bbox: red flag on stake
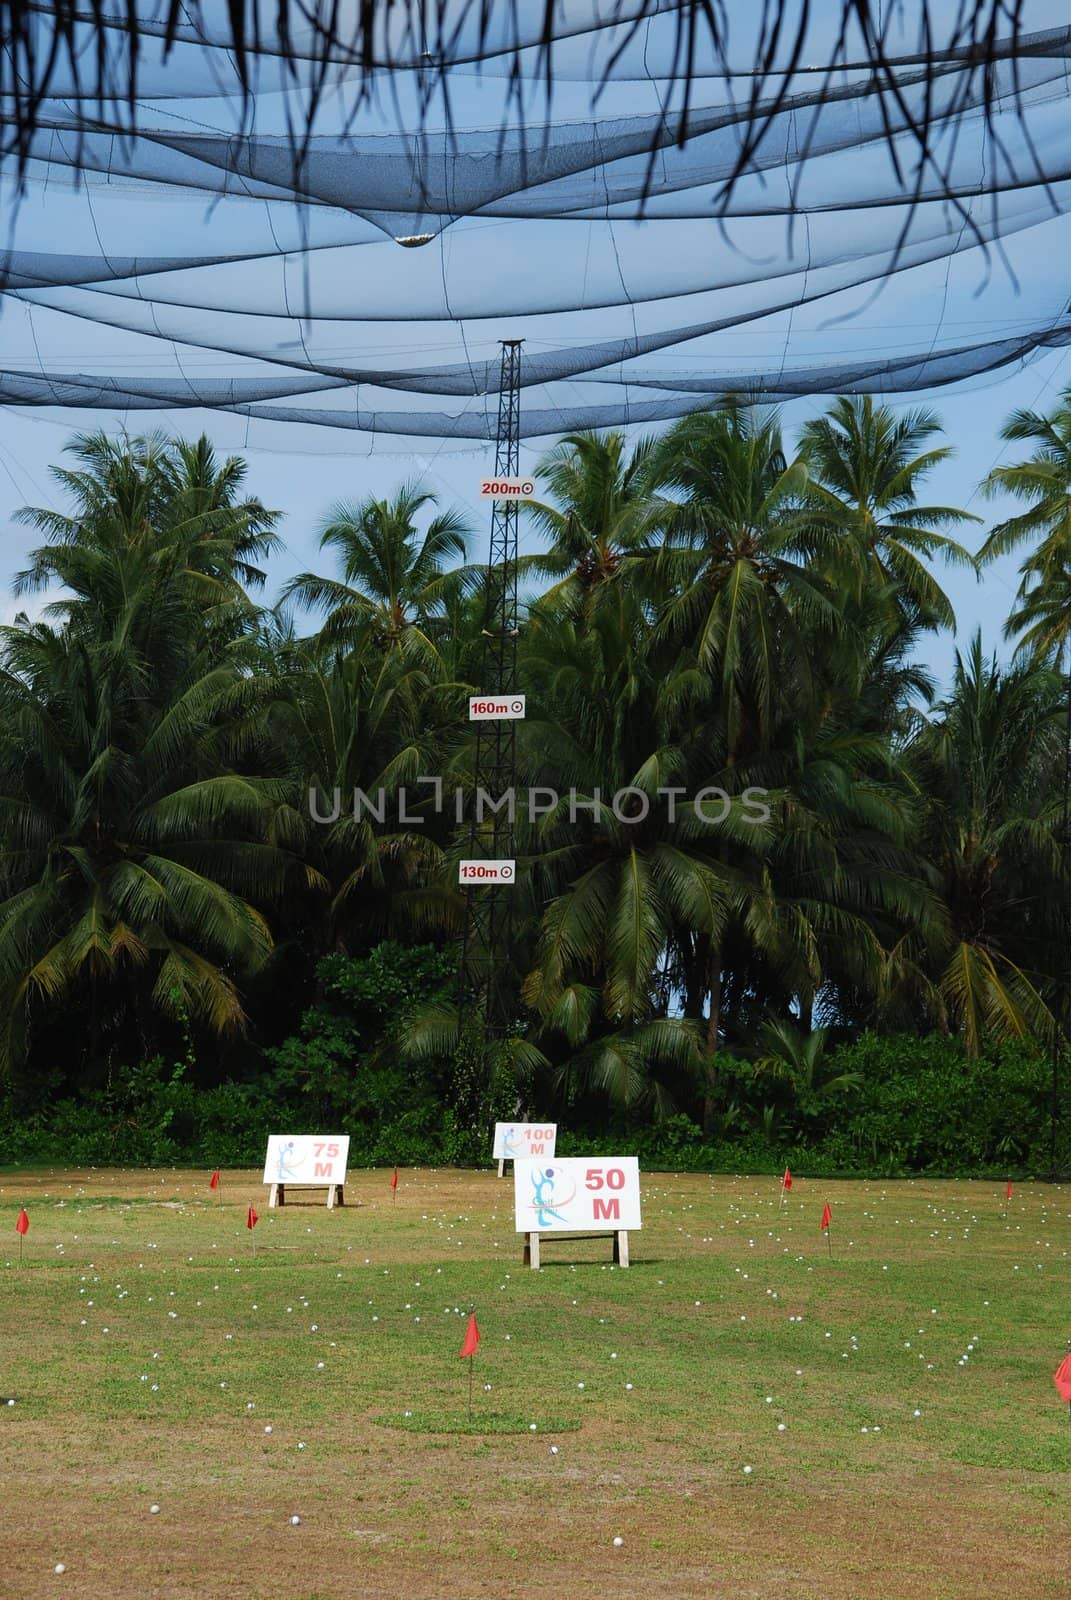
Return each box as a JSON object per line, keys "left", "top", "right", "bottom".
{"left": 390, "top": 1167, "right": 398, "bottom": 1199}
{"left": 459, "top": 1314, "right": 480, "bottom": 1359}
{"left": 15, "top": 1206, "right": 28, "bottom": 1265}
{"left": 209, "top": 1169, "right": 220, "bottom": 1190}
{"left": 459, "top": 1311, "right": 480, "bottom": 1418}
{"left": 1054, "top": 1353, "right": 1071, "bottom": 1405}
{"left": 1006, "top": 1179, "right": 1013, "bottom": 1201}
{"left": 820, "top": 1202, "right": 832, "bottom": 1230}
{"left": 779, "top": 1167, "right": 792, "bottom": 1208}
{"left": 247, "top": 1204, "right": 258, "bottom": 1230}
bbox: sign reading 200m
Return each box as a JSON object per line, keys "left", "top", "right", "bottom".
{"left": 512, "top": 1156, "right": 642, "bottom": 1232}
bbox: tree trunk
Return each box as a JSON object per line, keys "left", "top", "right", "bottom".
{"left": 702, "top": 944, "right": 722, "bottom": 1135}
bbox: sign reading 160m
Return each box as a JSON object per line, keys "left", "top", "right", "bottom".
{"left": 513, "top": 1155, "right": 642, "bottom": 1232}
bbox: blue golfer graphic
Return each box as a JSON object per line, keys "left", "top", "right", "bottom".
{"left": 503, "top": 1126, "right": 521, "bottom": 1159}
{"left": 274, "top": 1139, "right": 302, "bottom": 1181}
{"left": 530, "top": 1166, "right": 575, "bottom": 1227}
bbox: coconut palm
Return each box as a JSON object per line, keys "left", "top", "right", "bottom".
{"left": 650, "top": 400, "right": 835, "bottom": 757}
{"left": 905, "top": 635, "right": 1065, "bottom": 1053}
{"left": 14, "top": 429, "right": 280, "bottom": 618}
{"left": 282, "top": 483, "right": 475, "bottom": 657}
{"left": 522, "top": 430, "right": 663, "bottom": 610}
{"left": 0, "top": 437, "right": 301, "bottom": 1072}
{"left": 979, "top": 394, "right": 1071, "bottom": 568}
{"left": 799, "top": 395, "right": 977, "bottom": 630}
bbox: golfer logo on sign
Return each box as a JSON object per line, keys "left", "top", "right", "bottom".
{"left": 503, "top": 1126, "right": 521, "bottom": 1160}
{"left": 529, "top": 1166, "right": 576, "bottom": 1227}
{"left": 274, "top": 1139, "right": 302, "bottom": 1182}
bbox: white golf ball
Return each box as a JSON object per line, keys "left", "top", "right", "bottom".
{"left": 613, "top": 1536, "right": 623, "bottom": 1547}
{"left": 743, "top": 1465, "right": 753, "bottom": 1475}
{"left": 290, "top": 1515, "right": 301, "bottom": 1526}
{"left": 54, "top": 1564, "right": 66, "bottom": 1574}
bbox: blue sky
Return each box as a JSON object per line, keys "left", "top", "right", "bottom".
{"left": 0, "top": 337, "right": 1065, "bottom": 694}
{"left": 1, "top": 0, "right": 1069, "bottom": 692}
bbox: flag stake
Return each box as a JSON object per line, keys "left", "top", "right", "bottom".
{"left": 458, "top": 1309, "right": 480, "bottom": 1418}
{"left": 15, "top": 1207, "right": 29, "bottom": 1265}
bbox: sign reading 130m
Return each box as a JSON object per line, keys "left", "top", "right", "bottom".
{"left": 493, "top": 1122, "right": 557, "bottom": 1161}
{"left": 262, "top": 1135, "right": 350, "bottom": 1187}
{"left": 513, "top": 1156, "right": 642, "bottom": 1232}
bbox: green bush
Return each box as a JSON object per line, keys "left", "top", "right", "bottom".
{"left": 0, "top": 1023, "right": 1061, "bottom": 1177}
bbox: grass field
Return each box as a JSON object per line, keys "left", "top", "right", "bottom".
{"left": 1, "top": 1166, "right": 1068, "bottom": 1599}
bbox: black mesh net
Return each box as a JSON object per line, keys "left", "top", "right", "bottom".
{"left": 1, "top": 2, "right": 1070, "bottom": 442}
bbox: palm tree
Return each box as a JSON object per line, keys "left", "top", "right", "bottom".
{"left": 0, "top": 434, "right": 301, "bottom": 1072}
{"left": 522, "top": 430, "right": 663, "bottom": 610}
{"left": 650, "top": 400, "right": 833, "bottom": 758}
{"left": 905, "top": 635, "right": 1065, "bottom": 1054}
{"left": 979, "top": 392, "right": 1071, "bottom": 1159}
{"left": 266, "top": 623, "right": 463, "bottom": 953}
{"left": 799, "top": 395, "right": 977, "bottom": 630}
{"left": 14, "top": 429, "right": 280, "bottom": 616}
{"left": 282, "top": 482, "right": 475, "bottom": 657}
{"left": 979, "top": 394, "right": 1071, "bottom": 568}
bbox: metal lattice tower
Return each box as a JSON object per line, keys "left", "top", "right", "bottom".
{"left": 460, "top": 339, "right": 523, "bottom": 1036}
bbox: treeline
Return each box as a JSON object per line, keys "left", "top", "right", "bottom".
{"left": 0, "top": 397, "right": 1069, "bottom": 1167}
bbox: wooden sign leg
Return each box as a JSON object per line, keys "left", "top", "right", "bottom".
{"left": 497, "top": 1160, "right": 505, "bottom": 1178}
{"left": 613, "top": 1230, "right": 630, "bottom": 1268}
{"left": 326, "top": 1185, "right": 336, "bottom": 1210}
{"left": 523, "top": 1231, "right": 540, "bottom": 1269}
{"left": 268, "top": 1183, "right": 279, "bottom": 1209}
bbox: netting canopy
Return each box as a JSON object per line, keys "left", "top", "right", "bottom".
{"left": 2, "top": 1, "right": 1071, "bottom": 443}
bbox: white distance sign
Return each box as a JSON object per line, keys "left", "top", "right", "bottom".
{"left": 513, "top": 1156, "right": 642, "bottom": 1232}
{"left": 479, "top": 476, "right": 536, "bottom": 499}
{"left": 492, "top": 1121, "right": 557, "bottom": 1161}
{"left": 469, "top": 695, "right": 526, "bottom": 720}
{"left": 262, "top": 1135, "right": 350, "bottom": 1187}
{"left": 458, "top": 859, "right": 514, "bottom": 883}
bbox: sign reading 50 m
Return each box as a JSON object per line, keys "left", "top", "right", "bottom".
{"left": 513, "top": 1156, "right": 642, "bottom": 1232}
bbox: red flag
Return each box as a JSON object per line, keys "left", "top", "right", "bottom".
{"left": 246, "top": 1204, "right": 259, "bottom": 1231}
{"left": 820, "top": 1202, "right": 832, "bottom": 1231}
{"left": 458, "top": 1313, "right": 480, "bottom": 1359}
{"left": 1055, "top": 1354, "right": 1071, "bottom": 1404}
{"left": 15, "top": 1208, "right": 28, "bottom": 1236}
{"left": 390, "top": 1168, "right": 398, "bottom": 1192}
{"left": 782, "top": 1167, "right": 793, "bottom": 1191}
{"left": 209, "top": 1169, "right": 220, "bottom": 1190}
{"left": 1006, "top": 1179, "right": 1013, "bottom": 1201}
